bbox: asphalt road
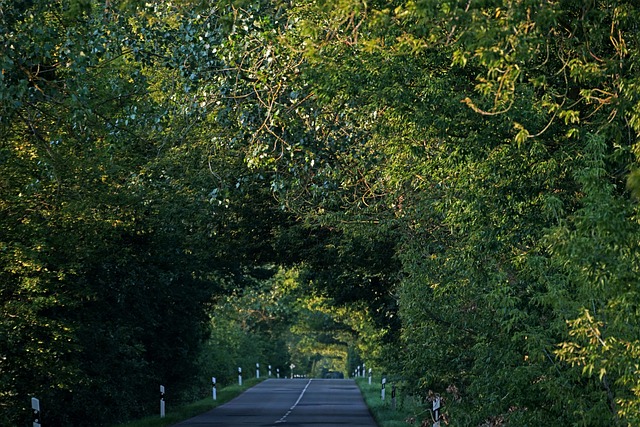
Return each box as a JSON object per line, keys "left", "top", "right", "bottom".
{"left": 172, "top": 378, "right": 378, "bottom": 426}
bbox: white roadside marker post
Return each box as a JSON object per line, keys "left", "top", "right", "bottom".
{"left": 31, "top": 397, "right": 41, "bottom": 427}
{"left": 160, "top": 385, "right": 165, "bottom": 418}
{"left": 368, "top": 368, "right": 372, "bottom": 385}
{"left": 212, "top": 377, "right": 217, "bottom": 400}
{"left": 381, "top": 377, "right": 386, "bottom": 401}
{"left": 256, "top": 363, "right": 260, "bottom": 379}
{"left": 238, "top": 367, "right": 242, "bottom": 386}
{"left": 432, "top": 396, "right": 441, "bottom": 427}
{"left": 277, "top": 368, "right": 280, "bottom": 379}
{"left": 290, "top": 363, "right": 295, "bottom": 379}
{"left": 269, "top": 365, "right": 272, "bottom": 377}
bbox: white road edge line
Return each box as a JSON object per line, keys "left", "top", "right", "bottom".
{"left": 275, "top": 379, "right": 312, "bottom": 424}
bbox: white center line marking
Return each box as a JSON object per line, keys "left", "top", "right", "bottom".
{"left": 275, "top": 379, "right": 312, "bottom": 424}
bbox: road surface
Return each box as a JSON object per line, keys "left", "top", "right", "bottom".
{"left": 172, "top": 378, "right": 378, "bottom": 426}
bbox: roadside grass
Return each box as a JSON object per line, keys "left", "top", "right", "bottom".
{"left": 356, "top": 377, "right": 431, "bottom": 427}
{"left": 112, "top": 378, "right": 264, "bottom": 427}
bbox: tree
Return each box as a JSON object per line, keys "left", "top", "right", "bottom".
{"left": 1, "top": 1, "right": 216, "bottom": 424}
{"left": 5, "top": 0, "right": 640, "bottom": 425}
{"left": 199, "top": 0, "right": 640, "bottom": 425}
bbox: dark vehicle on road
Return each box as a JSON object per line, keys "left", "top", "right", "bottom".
{"left": 323, "top": 371, "right": 344, "bottom": 379}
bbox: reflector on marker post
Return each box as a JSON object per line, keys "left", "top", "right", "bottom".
{"left": 391, "top": 384, "right": 397, "bottom": 410}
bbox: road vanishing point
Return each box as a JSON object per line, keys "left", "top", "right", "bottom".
{"left": 172, "top": 378, "right": 378, "bottom": 426}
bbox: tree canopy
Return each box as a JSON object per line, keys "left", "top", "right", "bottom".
{"left": 2, "top": 0, "right": 640, "bottom": 426}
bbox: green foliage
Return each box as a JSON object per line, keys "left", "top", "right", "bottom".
{"left": 197, "top": 268, "right": 294, "bottom": 387}
{"left": 4, "top": 0, "right": 640, "bottom": 426}
{"left": 270, "top": 0, "right": 640, "bottom": 425}
{"left": 196, "top": 266, "right": 382, "bottom": 382}
{"left": 548, "top": 134, "right": 640, "bottom": 425}
{"left": 355, "top": 377, "right": 425, "bottom": 427}
{"left": 0, "top": 1, "right": 218, "bottom": 425}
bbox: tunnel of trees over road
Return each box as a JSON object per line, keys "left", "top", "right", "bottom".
{"left": 2, "top": 0, "right": 640, "bottom": 425}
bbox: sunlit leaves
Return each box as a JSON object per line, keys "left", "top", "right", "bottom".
{"left": 4, "top": 1, "right": 640, "bottom": 426}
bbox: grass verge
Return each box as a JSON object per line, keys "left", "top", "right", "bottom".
{"left": 356, "top": 377, "right": 431, "bottom": 427}
{"left": 112, "top": 378, "right": 264, "bottom": 427}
